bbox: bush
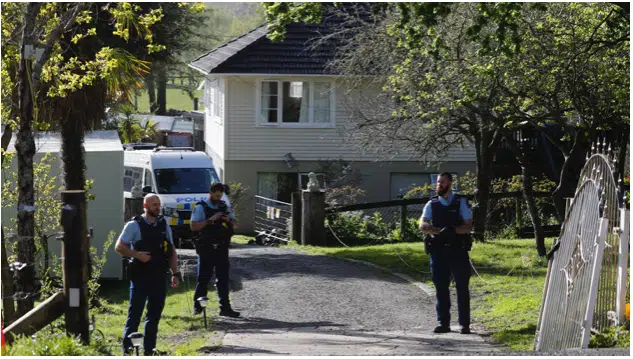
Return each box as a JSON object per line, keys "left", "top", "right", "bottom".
{"left": 326, "top": 211, "right": 424, "bottom": 246}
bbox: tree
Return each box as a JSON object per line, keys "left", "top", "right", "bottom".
{"left": 0, "top": 2, "right": 172, "bottom": 314}
{"left": 264, "top": 2, "right": 629, "bottom": 255}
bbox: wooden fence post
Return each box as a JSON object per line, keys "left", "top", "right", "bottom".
{"left": 124, "top": 198, "right": 144, "bottom": 222}
{"left": 60, "top": 190, "right": 89, "bottom": 344}
{"left": 400, "top": 205, "right": 408, "bottom": 241}
{"left": 1, "top": 227, "right": 16, "bottom": 325}
{"left": 291, "top": 192, "right": 302, "bottom": 243}
{"left": 301, "top": 190, "right": 326, "bottom": 246}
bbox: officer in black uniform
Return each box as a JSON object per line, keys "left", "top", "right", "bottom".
{"left": 420, "top": 172, "right": 473, "bottom": 334}
{"left": 115, "top": 194, "right": 180, "bottom": 355}
{"left": 190, "top": 182, "right": 240, "bottom": 318}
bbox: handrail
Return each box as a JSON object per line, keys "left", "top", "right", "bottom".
{"left": 254, "top": 195, "right": 291, "bottom": 206}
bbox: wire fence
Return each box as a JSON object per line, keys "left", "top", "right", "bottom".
{"left": 324, "top": 192, "right": 561, "bottom": 247}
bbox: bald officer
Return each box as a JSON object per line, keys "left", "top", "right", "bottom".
{"left": 115, "top": 194, "right": 180, "bottom": 355}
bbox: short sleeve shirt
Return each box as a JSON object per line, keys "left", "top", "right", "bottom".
{"left": 118, "top": 215, "right": 174, "bottom": 248}
{"left": 191, "top": 198, "right": 236, "bottom": 222}
{"left": 421, "top": 193, "right": 472, "bottom": 222}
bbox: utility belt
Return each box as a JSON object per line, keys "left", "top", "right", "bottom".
{"left": 424, "top": 232, "right": 473, "bottom": 253}
{"left": 194, "top": 237, "right": 230, "bottom": 255}
{"left": 124, "top": 257, "right": 169, "bottom": 281}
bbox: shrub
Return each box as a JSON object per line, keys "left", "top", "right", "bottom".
{"left": 6, "top": 332, "right": 114, "bottom": 356}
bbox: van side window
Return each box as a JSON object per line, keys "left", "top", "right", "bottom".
{"left": 143, "top": 169, "right": 154, "bottom": 190}
{"left": 124, "top": 167, "right": 143, "bottom": 192}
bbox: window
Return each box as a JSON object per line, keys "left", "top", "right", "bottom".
{"left": 206, "top": 79, "right": 224, "bottom": 122}
{"left": 257, "top": 172, "right": 327, "bottom": 203}
{"left": 143, "top": 169, "right": 154, "bottom": 190}
{"left": 258, "top": 80, "right": 333, "bottom": 126}
{"left": 123, "top": 167, "right": 143, "bottom": 192}
{"left": 390, "top": 173, "right": 431, "bottom": 199}
{"left": 154, "top": 168, "right": 220, "bottom": 194}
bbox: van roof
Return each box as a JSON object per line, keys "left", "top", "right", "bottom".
{"left": 129, "top": 150, "right": 213, "bottom": 169}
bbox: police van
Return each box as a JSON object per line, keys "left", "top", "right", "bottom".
{"left": 123, "top": 145, "right": 226, "bottom": 247}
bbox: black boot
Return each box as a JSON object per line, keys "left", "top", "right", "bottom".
{"left": 219, "top": 305, "right": 241, "bottom": 318}
{"left": 433, "top": 325, "right": 451, "bottom": 334}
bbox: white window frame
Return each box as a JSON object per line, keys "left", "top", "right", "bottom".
{"left": 255, "top": 78, "right": 336, "bottom": 128}
{"left": 206, "top": 78, "right": 224, "bottom": 125}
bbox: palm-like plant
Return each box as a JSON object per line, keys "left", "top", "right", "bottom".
{"left": 138, "top": 119, "right": 160, "bottom": 143}
{"left": 117, "top": 104, "right": 142, "bottom": 144}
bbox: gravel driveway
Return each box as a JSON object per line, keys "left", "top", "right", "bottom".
{"left": 177, "top": 244, "right": 500, "bottom": 355}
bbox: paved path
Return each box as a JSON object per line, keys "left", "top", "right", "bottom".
{"left": 178, "top": 244, "right": 501, "bottom": 355}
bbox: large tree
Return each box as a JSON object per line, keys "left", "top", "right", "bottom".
{"left": 0, "top": 2, "right": 176, "bottom": 314}
{"left": 264, "top": 2, "right": 629, "bottom": 255}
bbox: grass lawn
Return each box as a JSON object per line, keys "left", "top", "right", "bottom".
{"left": 133, "top": 88, "right": 205, "bottom": 113}
{"left": 90, "top": 276, "right": 221, "bottom": 355}
{"left": 291, "top": 238, "right": 555, "bottom": 351}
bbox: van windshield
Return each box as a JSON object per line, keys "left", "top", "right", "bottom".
{"left": 154, "top": 168, "right": 220, "bottom": 194}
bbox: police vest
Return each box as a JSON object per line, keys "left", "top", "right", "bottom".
{"left": 195, "top": 200, "right": 234, "bottom": 250}
{"left": 129, "top": 215, "right": 173, "bottom": 276}
{"left": 429, "top": 194, "right": 472, "bottom": 250}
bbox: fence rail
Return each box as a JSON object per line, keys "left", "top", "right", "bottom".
{"left": 253, "top": 196, "right": 292, "bottom": 243}
{"left": 325, "top": 191, "right": 560, "bottom": 247}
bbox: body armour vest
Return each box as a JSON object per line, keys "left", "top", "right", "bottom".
{"left": 195, "top": 200, "right": 234, "bottom": 249}
{"left": 129, "top": 215, "right": 173, "bottom": 275}
{"left": 429, "top": 195, "right": 472, "bottom": 250}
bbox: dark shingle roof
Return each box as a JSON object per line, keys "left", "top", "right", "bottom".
{"left": 189, "top": 5, "right": 371, "bottom": 75}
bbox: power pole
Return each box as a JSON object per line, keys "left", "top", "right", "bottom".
{"left": 60, "top": 190, "right": 90, "bottom": 344}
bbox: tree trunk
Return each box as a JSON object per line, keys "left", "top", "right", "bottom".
{"left": 14, "top": 2, "right": 41, "bottom": 314}
{"left": 60, "top": 92, "right": 87, "bottom": 191}
{"left": 552, "top": 131, "right": 587, "bottom": 221}
{"left": 146, "top": 73, "right": 157, "bottom": 114}
{"left": 472, "top": 132, "right": 495, "bottom": 241}
{"left": 522, "top": 164, "right": 546, "bottom": 256}
{"left": 156, "top": 63, "right": 167, "bottom": 115}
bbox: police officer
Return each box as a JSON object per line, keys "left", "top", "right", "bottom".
{"left": 115, "top": 194, "right": 180, "bottom": 355}
{"left": 190, "top": 182, "right": 240, "bottom": 318}
{"left": 420, "top": 172, "right": 473, "bottom": 334}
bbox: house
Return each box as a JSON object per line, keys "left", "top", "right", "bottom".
{"left": 2, "top": 130, "right": 124, "bottom": 279}
{"left": 189, "top": 22, "right": 476, "bottom": 233}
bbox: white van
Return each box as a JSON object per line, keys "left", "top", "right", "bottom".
{"left": 123, "top": 146, "right": 227, "bottom": 246}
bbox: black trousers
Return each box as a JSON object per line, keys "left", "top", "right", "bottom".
{"left": 429, "top": 247, "right": 471, "bottom": 327}
{"left": 193, "top": 245, "right": 230, "bottom": 310}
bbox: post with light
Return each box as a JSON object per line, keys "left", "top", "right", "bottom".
{"left": 196, "top": 296, "right": 209, "bottom": 329}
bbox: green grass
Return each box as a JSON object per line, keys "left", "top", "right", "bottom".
{"left": 91, "top": 278, "right": 220, "bottom": 355}
{"left": 292, "top": 238, "right": 555, "bottom": 351}
{"left": 133, "top": 88, "right": 205, "bottom": 113}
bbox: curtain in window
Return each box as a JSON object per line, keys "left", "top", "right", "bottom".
{"left": 299, "top": 82, "right": 310, "bottom": 123}
{"left": 313, "top": 82, "right": 331, "bottom": 123}
{"left": 261, "top": 82, "right": 279, "bottom": 123}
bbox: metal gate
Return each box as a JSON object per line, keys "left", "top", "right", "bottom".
{"left": 253, "top": 196, "right": 292, "bottom": 243}
{"left": 535, "top": 180, "right": 609, "bottom": 350}
{"left": 577, "top": 150, "right": 623, "bottom": 331}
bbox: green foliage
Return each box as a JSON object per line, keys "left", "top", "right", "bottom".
{"left": 226, "top": 181, "right": 249, "bottom": 219}
{"left": 589, "top": 321, "right": 630, "bottom": 348}
{"left": 326, "top": 210, "right": 424, "bottom": 246}
{"left": 6, "top": 332, "right": 113, "bottom": 356}
{"left": 87, "top": 231, "right": 116, "bottom": 308}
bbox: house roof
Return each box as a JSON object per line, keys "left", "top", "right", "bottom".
{"left": 189, "top": 5, "right": 371, "bottom": 75}
{"left": 6, "top": 130, "right": 122, "bottom": 153}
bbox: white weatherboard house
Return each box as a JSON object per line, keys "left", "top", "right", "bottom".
{"left": 2, "top": 130, "right": 124, "bottom": 279}
{"left": 190, "top": 22, "right": 476, "bottom": 233}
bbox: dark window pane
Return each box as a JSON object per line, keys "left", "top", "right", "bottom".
{"left": 154, "top": 168, "right": 220, "bottom": 194}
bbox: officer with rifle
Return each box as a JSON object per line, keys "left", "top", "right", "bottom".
{"left": 420, "top": 172, "right": 473, "bottom": 334}
{"left": 190, "top": 182, "right": 240, "bottom": 318}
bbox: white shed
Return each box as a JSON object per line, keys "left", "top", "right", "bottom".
{"left": 2, "top": 130, "right": 124, "bottom": 279}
